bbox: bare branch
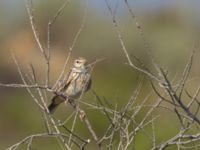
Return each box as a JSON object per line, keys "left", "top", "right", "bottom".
{"left": 25, "top": 0, "right": 46, "bottom": 59}
{"left": 53, "top": 1, "right": 88, "bottom": 89}
{"left": 105, "top": 0, "right": 161, "bottom": 83}
{"left": 47, "top": 0, "right": 71, "bottom": 87}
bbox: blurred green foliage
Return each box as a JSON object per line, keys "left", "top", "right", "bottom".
{"left": 0, "top": 0, "right": 200, "bottom": 149}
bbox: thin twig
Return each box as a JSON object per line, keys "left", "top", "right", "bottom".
{"left": 47, "top": 0, "right": 71, "bottom": 87}
{"left": 53, "top": 0, "right": 88, "bottom": 89}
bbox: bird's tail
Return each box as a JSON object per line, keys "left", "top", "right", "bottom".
{"left": 48, "top": 95, "right": 62, "bottom": 114}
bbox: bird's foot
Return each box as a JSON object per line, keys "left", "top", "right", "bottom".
{"left": 79, "top": 110, "right": 86, "bottom": 121}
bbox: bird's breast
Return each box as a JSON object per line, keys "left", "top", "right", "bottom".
{"left": 65, "top": 72, "right": 90, "bottom": 98}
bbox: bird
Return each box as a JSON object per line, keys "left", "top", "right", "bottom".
{"left": 48, "top": 57, "right": 92, "bottom": 113}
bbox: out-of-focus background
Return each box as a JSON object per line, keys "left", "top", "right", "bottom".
{"left": 0, "top": 0, "right": 200, "bottom": 149}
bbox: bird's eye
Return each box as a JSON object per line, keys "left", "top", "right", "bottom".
{"left": 76, "top": 60, "right": 80, "bottom": 63}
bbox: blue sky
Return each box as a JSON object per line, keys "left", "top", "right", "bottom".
{"left": 1, "top": 0, "right": 200, "bottom": 25}
{"left": 2, "top": 0, "right": 200, "bottom": 13}
{"left": 89, "top": 0, "right": 200, "bottom": 12}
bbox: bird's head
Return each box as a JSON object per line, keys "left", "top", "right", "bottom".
{"left": 73, "top": 57, "right": 87, "bottom": 69}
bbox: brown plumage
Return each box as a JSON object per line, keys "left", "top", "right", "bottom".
{"left": 48, "top": 57, "right": 92, "bottom": 113}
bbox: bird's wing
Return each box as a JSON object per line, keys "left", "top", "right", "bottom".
{"left": 62, "top": 69, "right": 79, "bottom": 91}
{"left": 85, "top": 79, "right": 92, "bottom": 92}
{"left": 56, "top": 69, "right": 72, "bottom": 92}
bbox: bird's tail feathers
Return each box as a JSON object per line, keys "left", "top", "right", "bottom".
{"left": 48, "top": 95, "right": 62, "bottom": 114}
